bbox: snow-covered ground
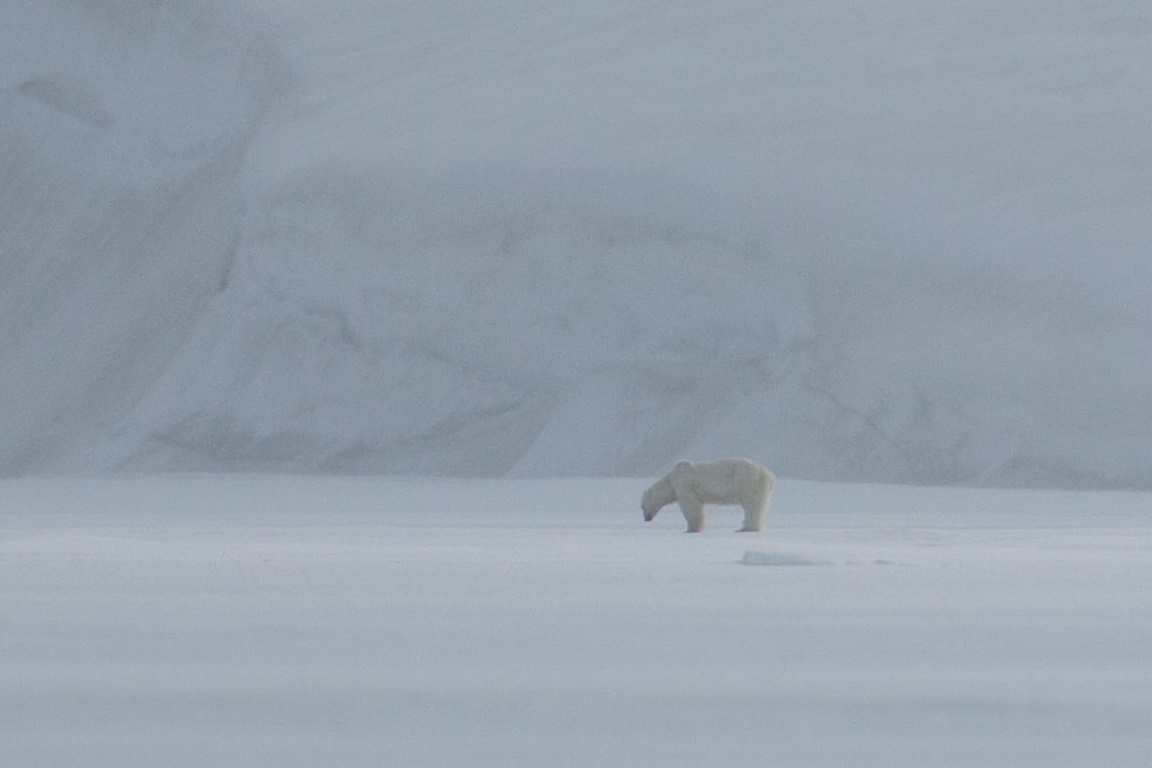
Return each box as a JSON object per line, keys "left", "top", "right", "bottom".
{"left": 4, "top": 1, "right": 1152, "bottom": 486}
{"left": 3, "top": 475, "right": 1150, "bottom": 767}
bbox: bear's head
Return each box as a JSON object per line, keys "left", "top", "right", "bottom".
{"left": 641, "top": 487, "right": 659, "bottom": 522}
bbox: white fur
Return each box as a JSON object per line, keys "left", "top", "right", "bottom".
{"left": 641, "top": 459, "right": 775, "bottom": 533}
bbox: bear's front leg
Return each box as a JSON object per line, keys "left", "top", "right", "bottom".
{"left": 678, "top": 497, "right": 705, "bottom": 533}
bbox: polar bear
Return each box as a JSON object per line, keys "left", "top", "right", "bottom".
{"left": 642, "top": 459, "right": 775, "bottom": 533}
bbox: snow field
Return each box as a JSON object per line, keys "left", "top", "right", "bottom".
{"left": 2, "top": 475, "right": 1150, "bottom": 767}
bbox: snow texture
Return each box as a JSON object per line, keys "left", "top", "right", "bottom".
{"left": 2, "top": 475, "right": 1151, "bottom": 767}
{"left": 741, "top": 549, "right": 833, "bottom": 567}
{"left": 3, "top": 0, "right": 1152, "bottom": 487}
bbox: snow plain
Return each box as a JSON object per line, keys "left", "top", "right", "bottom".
{"left": 3, "top": 475, "right": 1150, "bottom": 767}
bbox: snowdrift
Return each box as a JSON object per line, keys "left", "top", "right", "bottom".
{"left": 3, "top": 0, "right": 1152, "bottom": 487}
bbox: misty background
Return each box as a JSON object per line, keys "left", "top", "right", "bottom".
{"left": 2, "top": 0, "right": 1151, "bottom": 488}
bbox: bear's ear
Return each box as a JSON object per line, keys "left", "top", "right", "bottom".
{"left": 674, "top": 460, "right": 692, "bottom": 471}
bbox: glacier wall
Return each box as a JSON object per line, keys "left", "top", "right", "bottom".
{"left": 3, "top": 0, "right": 1151, "bottom": 487}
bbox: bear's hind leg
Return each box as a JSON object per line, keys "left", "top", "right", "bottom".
{"left": 738, "top": 499, "right": 766, "bottom": 532}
